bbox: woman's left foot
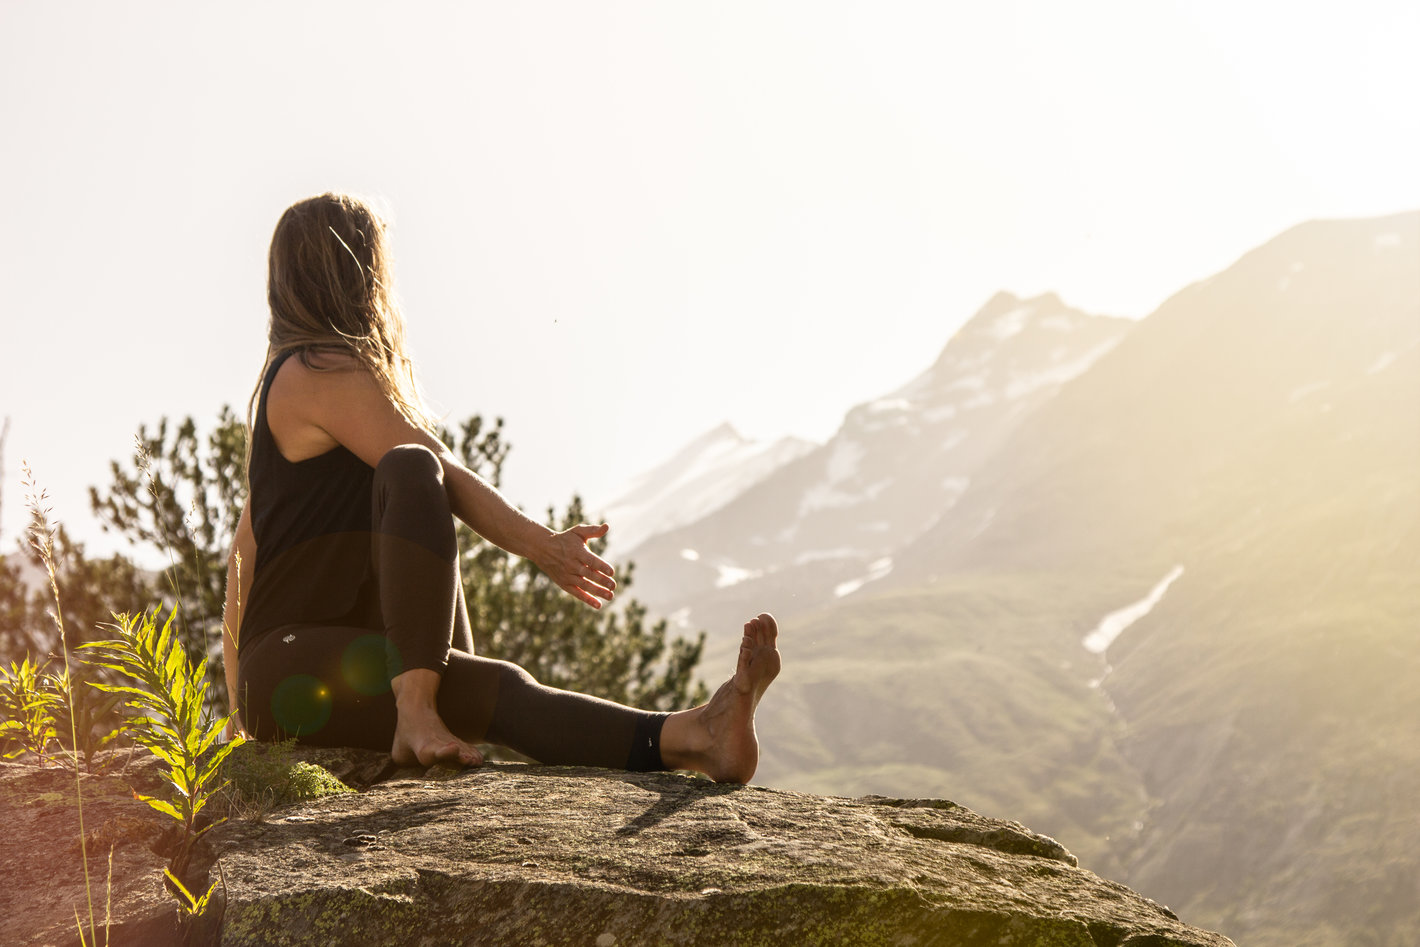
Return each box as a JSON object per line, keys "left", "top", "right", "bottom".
{"left": 665, "top": 612, "right": 781, "bottom": 783}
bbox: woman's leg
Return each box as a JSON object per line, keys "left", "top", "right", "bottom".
{"left": 235, "top": 615, "right": 781, "bottom": 781}
{"left": 437, "top": 652, "right": 668, "bottom": 770}
{"left": 235, "top": 611, "right": 783, "bottom": 781}
{"left": 439, "top": 612, "right": 782, "bottom": 781}
{"left": 241, "top": 444, "right": 783, "bottom": 780}
{"left": 370, "top": 444, "right": 484, "bottom": 766}
{"left": 369, "top": 444, "right": 675, "bottom": 771}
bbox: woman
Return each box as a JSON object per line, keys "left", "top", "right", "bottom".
{"left": 222, "top": 193, "right": 779, "bottom": 781}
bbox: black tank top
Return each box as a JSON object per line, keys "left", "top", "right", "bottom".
{"left": 239, "top": 350, "right": 377, "bottom": 650}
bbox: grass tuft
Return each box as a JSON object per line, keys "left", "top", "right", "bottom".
{"left": 22, "top": 462, "right": 100, "bottom": 945}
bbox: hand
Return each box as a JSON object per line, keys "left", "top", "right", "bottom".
{"left": 536, "top": 523, "right": 617, "bottom": 609}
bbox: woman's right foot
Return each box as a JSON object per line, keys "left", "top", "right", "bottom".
{"left": 390, "top": 702, "right": 484, "bottom": 767}
{"left": 389, "top": 668, "right": 483, "bottom": 767}
{"left": 664, "top": 612, "right": 781, "bottom": 783}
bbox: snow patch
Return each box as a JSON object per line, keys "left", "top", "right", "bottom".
{"left": 924, "top": 404, "right": 959, "bottom": 423}
{"left": 941, "top": 476, "right": 970, "bottom": 496}
{"left": 989, "top": 305, "right": 1033, "bottom": 341}
{"left": 1375, "top": 232, "right": 1402, "bottom": 249}
{"left": 800, "top": 483, "right": 864, "bottom": 512}
{"left": 868, "top": 398, "right": 912, "bottom": 414}
{"left": 1082, "top": 566, "right": 1185, "bottom": 654}
{"left": 1005, "top": 339, "right": 1120, "bottom": 401}
{"left": 715, "top": 564, "right": 762, "bottom": 589}
{"left": 826, "top": 438, "right": 864, "bottom": 483}
{"left": 802, "top": 478, "right": 892, "bottom": 518}
{"left": 834, "top": 557, "right": 894, "bottom": 598}
{"left": 1039, "top": 314, "right": 1076, "bottom": 331}
{"left": 800, "top": 439, "right": 869, "bottom": 514}
{"left": 968, "top": 507, "right": 996, "bottom": 540}
{"left": 939, "top": 430, "right": 968, "bottom": 452}
{"left": 795, "top": 547, "right": 864, "bottom": 565}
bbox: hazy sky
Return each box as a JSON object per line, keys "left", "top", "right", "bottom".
{"left": 2, "top": 1, "right": 1417, "bottom": 561}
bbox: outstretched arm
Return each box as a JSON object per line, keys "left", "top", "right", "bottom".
{"left": 434, "top": 466, "right": 616, "bottom": 608}
{"left": 273, "top": 358, "right": 616, "bottom": 608}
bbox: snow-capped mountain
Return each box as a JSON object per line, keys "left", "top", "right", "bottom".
{"left": 595, "top": 424, "right": 815, "bottom": 557}
{"left": 622, "top": 291, "right": 1134, "bottom": 626}
{"left": 742, "top": 210, "right": 1418, "bottom": 947}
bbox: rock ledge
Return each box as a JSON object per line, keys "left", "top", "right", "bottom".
{"left": 4, "top": 748, "right": 1235, "bottom": 946}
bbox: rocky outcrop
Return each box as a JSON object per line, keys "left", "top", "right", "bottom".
{"left": 6, "top": 747, "right": 1234, "bottom": 946}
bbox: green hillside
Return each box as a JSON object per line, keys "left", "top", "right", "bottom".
{"left": 752, "top": 210, "right": 1420, "bottom": 945}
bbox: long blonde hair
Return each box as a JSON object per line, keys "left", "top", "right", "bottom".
{"left": 249, "top": 193, "right": 436, "bottom": 448}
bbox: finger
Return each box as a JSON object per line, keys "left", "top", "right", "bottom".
{"left": 579, "top": 576, "right": 616, "bottom": 600}
{"left": 572, "top": 560, "right": 615, "bottom": 590}
{"left": 565, "top": 581, "right": 605, "bottom": 609}
{"left": 582, "top": 552, "right": 615, "bottom": 579}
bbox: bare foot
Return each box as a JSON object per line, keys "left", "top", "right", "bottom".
{"left": 665, "top": 612, "right": 781, "bottom": 783}
{"left": 390, "top": 702, "right": 484, "bottom": 768}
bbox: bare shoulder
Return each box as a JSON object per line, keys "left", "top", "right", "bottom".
{"left": 269, "top": 348, "right": 435, "bottom": 468}
{"left": 267, "top": 350, "right": 379, "bottom": 461}
{"left": 271, "top": 349, "right": 376, "bottom": 402}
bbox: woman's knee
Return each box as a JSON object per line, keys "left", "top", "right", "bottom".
{"left": 481, "top": 657, "right": 544, "bottom": 708}
{"left": 496, "top": 659, "right": 540, "bottom": 693}
{"left": 374, "top": 443, "right": 444, "bottom": 488}
{"left": 372, "top": 444, "right": 452, "bottom": 546}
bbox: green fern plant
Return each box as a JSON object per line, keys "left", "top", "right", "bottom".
{"left": 0, "top": 655, "right": 60, "bottom": 763}
{"left": 79, "top": 608, "right": 244, "bottom": 867}
{"left": 47, "top": 666, "right": 129, "bottom": 773}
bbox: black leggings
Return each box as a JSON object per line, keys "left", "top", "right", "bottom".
{"left": 237, "top": 445, "right": 668, "bottom": 771}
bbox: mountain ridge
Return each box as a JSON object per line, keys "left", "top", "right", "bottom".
{"left": 611, "top": 209, "right": 1419, "bottom": 947}
{"left": 621, "top": 288, "right": 1135, "bottom": 639}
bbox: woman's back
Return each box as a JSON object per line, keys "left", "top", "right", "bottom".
{"left": 239, "top": 349, "right": 378, "bottom": 651}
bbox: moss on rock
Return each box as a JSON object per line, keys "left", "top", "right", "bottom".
{"left": 220, "top": 739, "right": 354, "bottom": 814}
